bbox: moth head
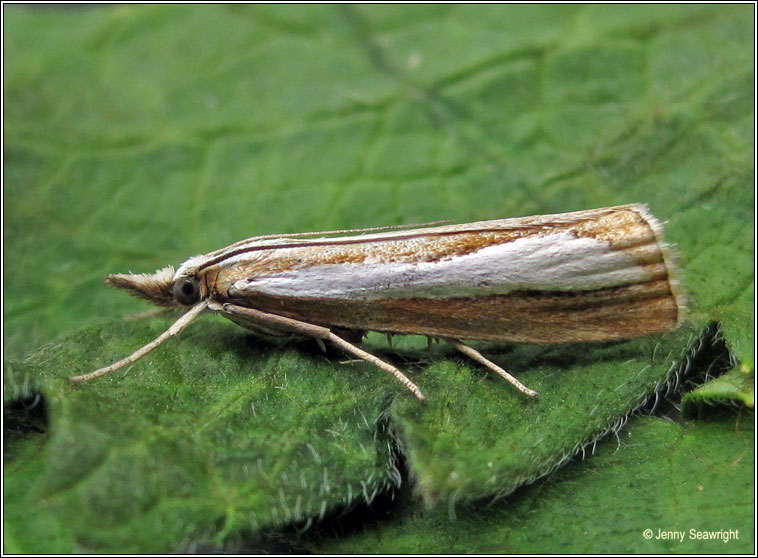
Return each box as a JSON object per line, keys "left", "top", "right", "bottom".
{"left": 171, "top": 275, "right": 202, "bottom": 306}
{"left": 106, "top": 266, "right": 179, "bottom": 307}
{"left": 107, "top": 266, "right": 208, "bottom": 307}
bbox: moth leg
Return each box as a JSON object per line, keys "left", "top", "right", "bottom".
{"left": 444, "top": 338, "right": 538, "bottom": 398}
{"left": 71, "top": 301, "right": 208, "bottom": 383}
{"left": 217, "top": 303, "right": 425, "bottom": 402}
{"left": 328, "top": 333, "right": 425, "bottom": 403}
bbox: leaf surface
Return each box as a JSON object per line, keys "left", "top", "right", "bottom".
{"left": 4, "top": 4, "right": 753, "bottom": 552}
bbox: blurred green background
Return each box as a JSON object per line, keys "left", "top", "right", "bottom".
{"left": 4, "top": 4, "right": 754, "bottom": 553}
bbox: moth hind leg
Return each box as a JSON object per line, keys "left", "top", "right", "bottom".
{"left": 444, "top": 338, "right": 538, "bottom": 398}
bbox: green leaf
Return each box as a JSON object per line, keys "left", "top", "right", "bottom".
{"left": 682, "top": 364, "right": 755, "bottom": 414}
{"left": 389, "top": 327, "right": 701, "bottom": 504}
{"left": 4, "top": 4, "right": 753, "bottom": 552}
{"left": 4, "top": 433, "right": 77, "bottom": 554}
{"left": 306, "top": 414, "right": 755, "bottom": 554}
{"left": 5, "top": 317, "right": 399, "bottom": 553}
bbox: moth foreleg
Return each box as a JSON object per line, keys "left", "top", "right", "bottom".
{"left": 444, "top": 338, "right": 538, "bottom": 398}
{"left": 216, "top": 303, "right": 425, "bottom": 402}
{"left": 71, "top": 301, "right": 208, "bottom": 383}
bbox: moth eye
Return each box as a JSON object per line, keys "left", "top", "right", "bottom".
{"left": 172, "top": 276, "right": 201, "bottom": 305}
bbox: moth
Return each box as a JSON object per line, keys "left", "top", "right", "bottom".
{"left": 71, "top": 204, "right": 686, "bottom": 401}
